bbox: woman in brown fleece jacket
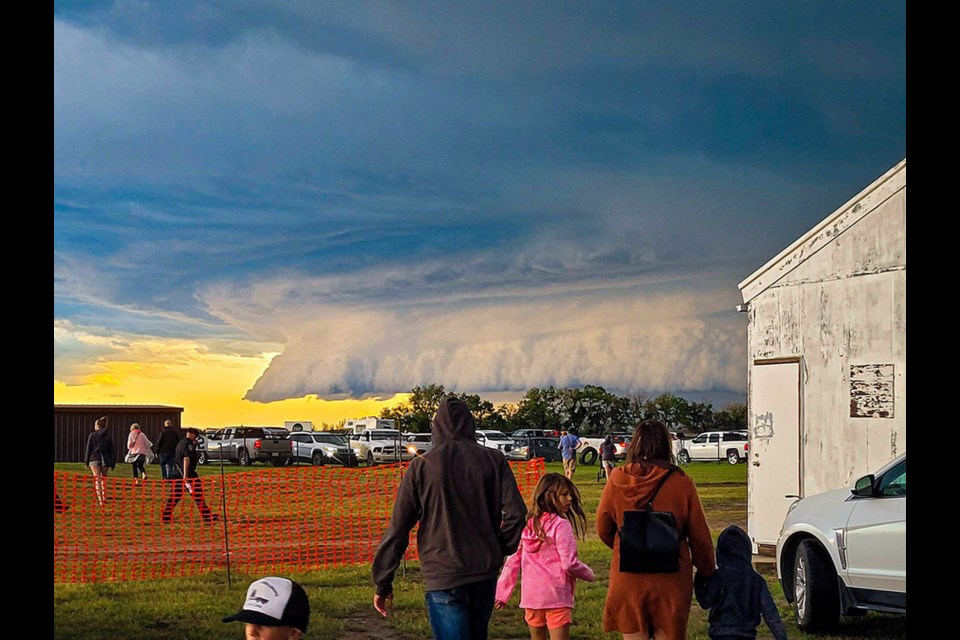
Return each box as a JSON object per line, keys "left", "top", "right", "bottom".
{"left": 596, "top": 419, "right": 716, "bottom": 639}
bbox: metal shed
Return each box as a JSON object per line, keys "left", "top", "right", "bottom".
{"left": 737, "top": 159, "right": 906, "bottom": 555}
{"left": 53, "top": 405, "right": 184, "bottom": 463}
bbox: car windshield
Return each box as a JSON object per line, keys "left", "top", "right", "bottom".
{"left": 370, "top": 431, "right": 400, "bottom": 439}
{"left": 264, "top": 430, "right": 288, "bottom": 438}
{"left": 483, "top": 432, "right": 511, "bottom": 440}
{"left": 313, "top": 434, "right": 345, "bottom": 445}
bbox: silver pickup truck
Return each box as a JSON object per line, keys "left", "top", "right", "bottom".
{"left": 198, "top": 426, "right": 292, "bottom": 467}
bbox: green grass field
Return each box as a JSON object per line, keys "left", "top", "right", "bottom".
{"left": 53, "top": 460, "right": 906, "bottom": 639}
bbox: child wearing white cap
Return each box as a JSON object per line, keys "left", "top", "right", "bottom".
{"left": 223, "top": 576, "right": 310, "bottom": 639}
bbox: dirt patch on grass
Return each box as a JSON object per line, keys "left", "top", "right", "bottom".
{"left": 338, "top": 609, "right": 415, "bottom": 640}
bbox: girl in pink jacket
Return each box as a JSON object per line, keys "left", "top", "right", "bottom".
{"left": 495, "top": 473, "right": 596, "bottom": 640}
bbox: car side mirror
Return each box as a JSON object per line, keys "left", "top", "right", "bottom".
{"left": 852, "top": 473, "right": 876, "bottom": 497}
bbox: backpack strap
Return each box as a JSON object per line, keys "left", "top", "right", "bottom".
{"left": 639, "top": 467, "right": 675, "bottom": 511}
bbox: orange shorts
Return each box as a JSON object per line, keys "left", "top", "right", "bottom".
{"left": 524, "top": 607, "right": 573, "bottom": 629}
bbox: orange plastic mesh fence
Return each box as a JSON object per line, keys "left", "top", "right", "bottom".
{"left": 53, "top": 459, "right": 545, "bottom": 583}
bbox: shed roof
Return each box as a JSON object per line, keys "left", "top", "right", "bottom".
{"left": 738, "top": 158, "right": 906, "bottom": 305}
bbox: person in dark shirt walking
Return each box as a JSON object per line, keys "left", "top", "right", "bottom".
{"left": 371, "top": 396, "right": 528, "bottom": 640}
{"left": 155, "top": 419, "right": 181, "bottom": 480}
{"left": 161, "top": 428, "right": 218, "bottom": 523}
{"left": 695, "top": 524, "right": 788, "bottom": 640}
{"left": 83, "top": 416, "right": 115, "bottom": 506}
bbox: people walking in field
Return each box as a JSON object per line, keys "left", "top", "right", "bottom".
{"left": 557, "top": 431, "right": 582, "bottom": 480}
{"left": 371, "top": 396, "right": 528, "bottom": 640}
{"left": 126, "top": 422, "right": 153, "bottom": 484}
{"left": 222, "top": 575, "right": 310, "bottom": 640}
{"left": 161, "top": 427, "right": 217, "bottom": 523}
{"left": 595, "top": 418, "right": 716, "bottom": 640}
{"left": 599, "top": 435, "right": 617, "bottom": 479}
{"left": 83, "top": 416, "right": 115, "bottom": 506}
{"left": 495, "top": 472, "right": 596, "bottom": 640}
{"left": 155, "top": 419, "right": 180, "bottom": 480}
{"left": 694, "top": 524, "right": 788, "bottom": 640}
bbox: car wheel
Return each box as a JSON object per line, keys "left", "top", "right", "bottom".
{"left": 312, "top": 451, "right": 325, "bottom": 466}
{"left": 579, "top": 447, "right": 598, "bottom": 466}
{"left": 197, "top": 451, "right": 208, "bottom": 465}
{"left": 726, "top": 450, "right": 740, "bottom": 465}
{"left": 793, "top": 540, "right": 841, "bottom": 632}
{"left": 366, "top": 451, "right": 376, "bottom": 466}
{"left": 677, "top": 449, "right": 690, "bottom": 464}
{"left": 238, "top": 448, "right": 250, "bottom": 467}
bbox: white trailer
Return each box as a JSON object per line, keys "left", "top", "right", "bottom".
{"left": 345, "top": 417, "right": 396, "bottom": 434}
{"left": 285, "top": 420, "right": 314, "bottom": 432}
{"left": 737, "top": 159, "right": 906, "bottom": 556}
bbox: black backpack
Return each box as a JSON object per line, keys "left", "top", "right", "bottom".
{"left": 618, "top": 468, "right": 680, "bottom": 573}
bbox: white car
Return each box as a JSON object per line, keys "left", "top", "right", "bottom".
{"left": 475, "top": 430, "right": 520, "bottom": 458}
{"left": 776, "top": 453, "right": 906, "bottom": 631}
{"left": 403, "top": 433, "right": 434, "bottom": 457}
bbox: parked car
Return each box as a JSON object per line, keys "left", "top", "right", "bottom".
{"left": 288, "top": 431, "right": 358, "bottom": 466}
{"left": 510, "top": 428, "right": 561, "bottom": 438}
{"left": 675, "top": 430, "right": 748, "bottom": 464}
{"left": 350, "top": 428, "right": 414, "bottom": 465}
{"left": 198, "top": 426, "right": 292, "bottom": 466}
{"left": 576, "top": 431, "right": 632, "bottom": 465}
{"left": 510, "top": 436, "right": 562, "bottom": 462}
{"left": 776, "top": 453, "right": 906, "bottom": 631}
{"left": 475, "top": 430, "right": 518, "bottom": 457}
{"left": 404, "top": 433, "right": 434, "bottom": 457}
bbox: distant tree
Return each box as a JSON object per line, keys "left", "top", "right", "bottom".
{"left": 559, "top": 385, "right": 625, "bottom": 436}
{"left": 687, "top": 401, "right": 716, "bottom": 434}
{"left": 379, "top": 404, "right": 411, "bottom": 431}
{"left": 642, "top": 393, "right": 697, "bottom": 433}
{"left": 713, "top": 402, "right": 747, "bottom": 431}
{"left": 510, "top": 387, "right": 562, "bottom": 432}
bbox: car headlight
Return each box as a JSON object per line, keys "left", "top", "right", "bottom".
{"left": 406, "top": 445, "right": 418, "bottom": 455}
{"left": 323, "top": 446, "right": 338, "bottom": 456}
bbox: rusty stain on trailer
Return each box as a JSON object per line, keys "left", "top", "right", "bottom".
{"left": 849, "top": 364, "right": 894, "bottom": 418}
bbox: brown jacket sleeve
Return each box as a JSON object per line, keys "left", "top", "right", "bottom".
{"left": 371, "top": 465, "right": 421, "bottom": 596}
{"left": 684, "top": 476, "right": 716, "bottom": 578}
{"left": 595, "top": 475, "right": 618, "bottom": 549}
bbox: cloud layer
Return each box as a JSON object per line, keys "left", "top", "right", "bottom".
{"left": 54, "top": 3, "right": 905, "bottom": 404}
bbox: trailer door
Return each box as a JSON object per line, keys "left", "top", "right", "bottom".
{"left": 748, "top": 359, "right": 802, "bottom": 554}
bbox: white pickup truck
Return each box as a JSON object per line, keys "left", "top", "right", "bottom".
{"left": 676, "top": 430, "right": 748, "bottom": 464}
{"left": 575, "top": 432, "right": 632, "bottom": 465}
{"left": 350, "top": 428, "right": 414, "bottom": 466}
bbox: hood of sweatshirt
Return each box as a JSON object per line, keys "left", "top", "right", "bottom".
{"left": 519, "top": 512, "right": 562, "bottom": 553}
{"left": 609, "top": 460, "right": 681, "bottom": 508}
{"left": 431, "top": 396, "right": 477, "bottom": 446}
{"left": 716, "top": 524, "right": 753, "bottom": 569}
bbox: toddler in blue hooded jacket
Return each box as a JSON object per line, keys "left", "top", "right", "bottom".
{"left": 694, "top": 524, "right": 788, "bottom": 640}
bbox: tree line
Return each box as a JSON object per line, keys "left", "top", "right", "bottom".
{"left": 377, "top": 384, "right": 746, "bottom": 436}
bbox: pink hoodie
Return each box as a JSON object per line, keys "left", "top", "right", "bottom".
{"left": 495, "top": 512, "right": 596, "bottom": 610}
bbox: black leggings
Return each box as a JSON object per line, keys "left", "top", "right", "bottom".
{"left": 131, "top": 454, "right": 146, "bottom": 478}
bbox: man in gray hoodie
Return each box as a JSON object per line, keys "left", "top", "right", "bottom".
{"left": 372, "top": 396, "right": 528, "bottom": 640}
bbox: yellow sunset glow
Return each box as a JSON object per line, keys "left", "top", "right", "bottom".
{"left": 53, "top": 337, "right": 408, "bottom": 428}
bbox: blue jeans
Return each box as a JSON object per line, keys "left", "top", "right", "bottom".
{"left": 424, "top": 578, "right": 496, "bottom": 640}
{"left": 158, "top": 453, "right": 176, "bottom": 480}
